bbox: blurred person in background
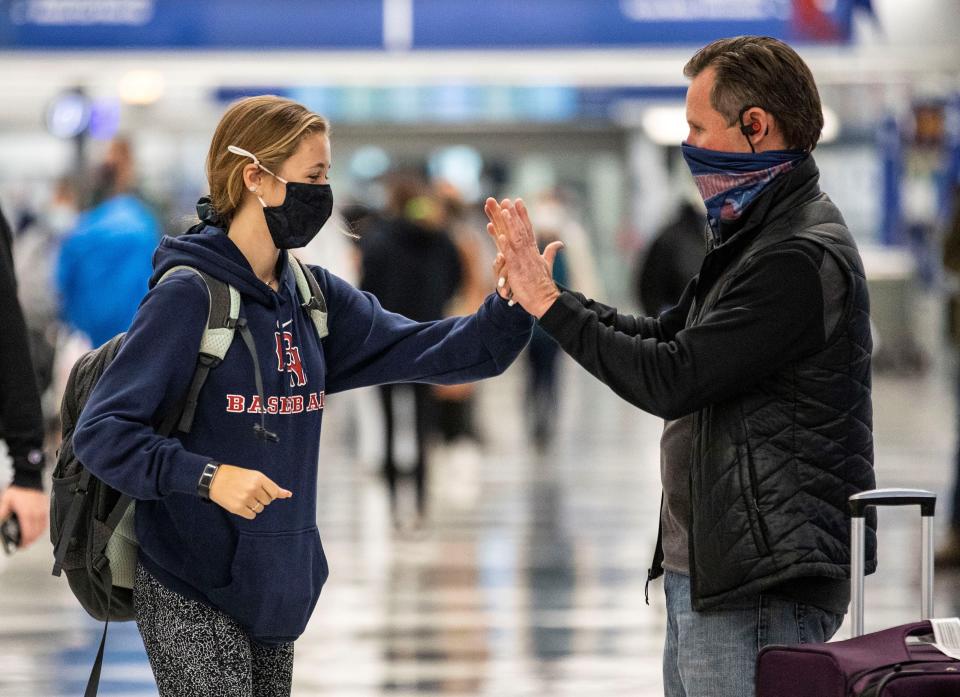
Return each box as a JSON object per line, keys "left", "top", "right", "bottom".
{"left": 939, "top": 183, "right": 960, "bottom": 567}
{"left": 524, "top": 204, "right": 572, "bottom": 450}
{"left": 522, "top": 192, "right": 600, "bottom": 450}
{"left": 72, "top": 95, "right": 533, "bottom": 697}
{"left": 432, "top": 181, "right": 488, "bottom": 446}
{"left": 12, "top": 176, "right": 79, "bottom": 432}
{"left": 490, "top": 36, "right": 876, "bottom": 697}
{"left": 429, "top": 182, "right": 492, "bottom": 507}
{"left": 360, "top": 173, "right": 464, "bottom": 527}
{"left": 0, "top": 202, "right": 49, "bottom": 551}
{"left": 56, "top": 136, "right": 160, "bottom": 348}
{"left": 634, "top": 181, "right": 707, "bottom": 315}
{"left": 534, "top": 188, "right": 602, "bottom": 299}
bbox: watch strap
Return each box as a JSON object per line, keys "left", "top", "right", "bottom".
{"left": 197, "top": 462, "right": 220, "bottom": 501}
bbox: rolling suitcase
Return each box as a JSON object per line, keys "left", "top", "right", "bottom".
{"left": 756, "top": 488, "right": 960, "bottom": 696}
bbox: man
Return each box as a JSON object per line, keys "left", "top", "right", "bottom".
{"left": 634, "top": 198, "right": 706, "bottom": 316}
{"left": 0, "top": 203, "right": 49, "bottom": 550}
{"left": 488, "top": 36, "right": 876, "bottom": 697}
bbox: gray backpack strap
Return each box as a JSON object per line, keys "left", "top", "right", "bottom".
{"left": 158, "top": 265, "right": 241, "bottom": 433}
{"left": 288, "top": 252, "right": 329, "bottom": 340}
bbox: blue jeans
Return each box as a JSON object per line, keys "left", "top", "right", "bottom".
{"left": 662, "top": 571, "right": 844, "bottom": 697}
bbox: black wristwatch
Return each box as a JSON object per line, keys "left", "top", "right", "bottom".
{"left": 197, "top": 462, "right": 220, "bottom": 501}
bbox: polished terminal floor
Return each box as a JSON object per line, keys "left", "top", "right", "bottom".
{"left": 2, "top": 357, "right": 959, "bottom": 696}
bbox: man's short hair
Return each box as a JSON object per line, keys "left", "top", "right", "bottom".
{"left": 684, "top": 36, "right": 824, "bottom": 152}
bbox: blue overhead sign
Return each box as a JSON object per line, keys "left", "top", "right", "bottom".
{"left": 0, "top": 0, "right": 869, "bottom": 49}
{"left": 413, "top": 0, "right": 864, "bottom": 48}
{"left": 0, "top": 0, "right": 384, "bottom": 49}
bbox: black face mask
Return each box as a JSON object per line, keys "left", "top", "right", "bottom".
{"left": 261, "top": 181, "right": 333, "bottom": 249}
{"left": 226, "top": 144, "right": 333, "bottom": 249}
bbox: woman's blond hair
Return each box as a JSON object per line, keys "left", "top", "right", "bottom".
{"left": 206, "top": 96, "right": 329, "bottom": 226}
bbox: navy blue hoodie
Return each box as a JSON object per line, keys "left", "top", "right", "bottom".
{"left": 73, "top": 226, "right": 532, "bottom": 644}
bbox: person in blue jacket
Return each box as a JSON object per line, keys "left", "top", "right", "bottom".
{"left": 72, "top": 95, "right": 537, "bottom": 697}
{"left": 56, "top": 138, "right": 160, "bottom": 348}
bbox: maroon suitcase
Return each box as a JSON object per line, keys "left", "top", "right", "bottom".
{"left": 756, "top": 488, "right": 960, "bottom": 697}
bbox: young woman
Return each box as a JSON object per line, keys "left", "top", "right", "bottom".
{"left": 73, "top": 95, "right": 533, "bottom": 697}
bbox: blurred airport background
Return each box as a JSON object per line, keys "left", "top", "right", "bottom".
{"left": 1, "top": 1, "right": 959, "bottom": 695}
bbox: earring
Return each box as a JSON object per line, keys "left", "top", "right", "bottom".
{"left": 249, "top": 186, "right": 256, "bottom": 192}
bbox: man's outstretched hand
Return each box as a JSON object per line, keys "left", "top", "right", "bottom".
{"left": 484, "top": 197, "right": 563, "bottom": 318}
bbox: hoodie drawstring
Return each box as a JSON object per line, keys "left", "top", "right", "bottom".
{"left": 230, "top": 316, "right": 280, "bottom": 443}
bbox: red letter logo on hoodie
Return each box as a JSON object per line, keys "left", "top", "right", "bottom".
{"left": 275, "top": 331, "right": 307, "bottom": 387}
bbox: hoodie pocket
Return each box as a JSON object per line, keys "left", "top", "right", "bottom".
{"left": 207, "top": 526, "right": 328, "bottom": 644}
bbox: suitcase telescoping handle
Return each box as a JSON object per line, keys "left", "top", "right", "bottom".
{"left": 848, "top": 488, "right": 936, "bottom": 637}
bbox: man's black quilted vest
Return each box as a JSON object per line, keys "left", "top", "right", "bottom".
{"left": 685, "top": 157, "right": 877, "bottom": 611}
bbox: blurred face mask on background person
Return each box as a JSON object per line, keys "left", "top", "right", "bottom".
{"left": 46, "top": 204, "right": 77, "bottom": 236}
{"left": 228, "top": 144, "right": 333, "bottom": 250}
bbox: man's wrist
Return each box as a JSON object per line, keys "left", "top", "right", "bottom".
{"left": 532, "top": 286, "right": 562, "bottom": 319}
{"left": 197, "top": 462, "right": 220, "bottom": 501}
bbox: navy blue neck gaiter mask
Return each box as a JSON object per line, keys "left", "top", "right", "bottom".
{"left": 681, "top": 143, "right": 806, "bottom": 239}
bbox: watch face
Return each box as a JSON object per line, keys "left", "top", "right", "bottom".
{"left": 27, "top": 450, "right": 44, "bottom": 466}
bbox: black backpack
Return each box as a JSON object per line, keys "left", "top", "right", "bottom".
{"left": 49, "top": 255, "right": 328, "bottom": 697}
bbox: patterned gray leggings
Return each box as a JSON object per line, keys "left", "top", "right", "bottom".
{"left": 133, "top": 563, "right": 294, "bottom": 697}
